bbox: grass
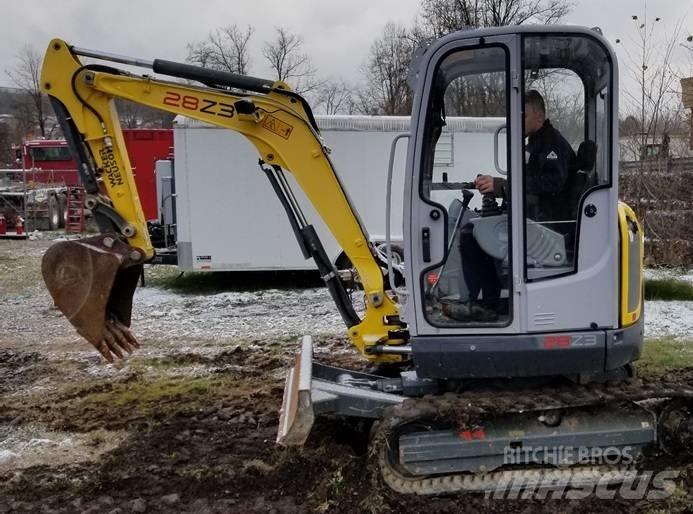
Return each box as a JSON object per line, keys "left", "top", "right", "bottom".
{"left": 144, "top": 266, "right": 693, "bottom": 299}
{"left": 644, "top": 278, "right": 693, "bottom": 301}
{"left": 143, "top": 265, "right": 322, "bottom": 294}
{"left": 78, "top": 375, "right": 238, "bottom": 413}
{"left": 637, "top": 337, "right": 693, "bottom": 376}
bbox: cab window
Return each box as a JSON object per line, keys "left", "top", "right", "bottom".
{"left": 522, "top": 35, "right": 612, "bottom": 280}
{"left": 420, "top": 45, "right": 512, "bottom": 327}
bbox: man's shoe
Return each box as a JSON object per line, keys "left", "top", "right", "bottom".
{"left": 442, "top": 301, "right": 472, "bottom": 321}
{"left": 470, "top": 302, "right": 499, "bottom": 322}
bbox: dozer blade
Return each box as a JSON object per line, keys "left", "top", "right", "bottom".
{"left": 277, "top": 335, "right": 315, "bottom": 446}
{"left": 276, "top": 336, "right": 407, "bottom": 447}
{"left": 42, "top": 234, "right": 142, "bottom": 362}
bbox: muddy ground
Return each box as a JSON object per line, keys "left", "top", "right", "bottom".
{"left": 1, "top": 240, "right": 693, "bottom": 513}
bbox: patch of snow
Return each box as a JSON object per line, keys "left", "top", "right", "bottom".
{"left": 644, "top": 300, "right": 693, "bottom": 339}
{"left": 645, "top": 268, "right": 693, "bottom": 284}
{"left": 26, "top": 438, "right": 58, "bottom": 448}
{"left": 0, "top": 425, "right": 126, "bottom": 472}
{"left": 0, "top": 450, "right": 17, "bottom": 466}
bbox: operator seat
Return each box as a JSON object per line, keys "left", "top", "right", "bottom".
{"left": 567, "top": 140, "right": 597, "bottom": 217}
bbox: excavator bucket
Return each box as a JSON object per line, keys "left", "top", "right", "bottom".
{"left": 42, "top": 234, "right": 142, "bottom": 362}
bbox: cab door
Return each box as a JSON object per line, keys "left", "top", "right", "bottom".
{"left": 404, "top": 34, "right": 524, "bottom": 337}
{"left": 519, "top": 32, "right": 618, "bottom": 332}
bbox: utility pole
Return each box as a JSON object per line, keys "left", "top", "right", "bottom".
{"left": 682, "top": 76, "right": 693, "bottom": 150}
{"left": 622, "top": 4, "right": 660, "bottom": 159}
{"left": 641, "top": 2, "right": 646, "bottom": 156}
{"left": 637, "top": 9, "right": 647, "bottom": 213}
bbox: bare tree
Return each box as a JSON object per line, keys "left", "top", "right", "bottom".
{"left": 0, "top": 121, "right": 17, "bottom": 166}
{"left": 617, "top": 17, "right": 686, "bottom": 158}
{"left": 360, "top": 23, "right": 416, "bottom": 115}
{"left": 114, "top": 99, "right": 176, "bottom": 129}
{"left": 616, "top": 17, "right": 692, "bottom": 265}
{"left": 682, "top": 34, "right": 693, "bottom": 54}
{"left": 418, "top": 0, "right": 572, "bottom": 37}
{"left": 6, "top": 45, "right": 47, "bottom": 138}
{"left": 359, "top": 1, "right": 571, "bottom": 117}
{"left": 116, "top": 100, "right": 145, "bottom": 129}
{"left": 262, "top": 27, "right": 319, "bottom": 94}
{"left": 315, "top": 78, "right": 355, "bottom": 115}
{"left": 525, "top": 70, "right": 585, "bottom": 145}
{"left": 187, "top": 25, "right": 255, "bottom": 75}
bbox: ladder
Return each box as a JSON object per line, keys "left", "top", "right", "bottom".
{"left": 65, "top": 186, "right": 86, "bottom": 233}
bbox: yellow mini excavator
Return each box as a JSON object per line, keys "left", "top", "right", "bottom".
{"left": 40, "top": 25, "right": 693, "bottom": 494}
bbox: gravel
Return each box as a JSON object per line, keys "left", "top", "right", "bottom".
{"left": 1, "top": 241, "right": 692, "bottom": 362}
{"left": 132, "top": 286, "right": 353, "bottom": 343}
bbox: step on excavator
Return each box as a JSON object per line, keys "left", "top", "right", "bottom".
{"left": 40, "top": 25, "right": 693, "bottom": 495}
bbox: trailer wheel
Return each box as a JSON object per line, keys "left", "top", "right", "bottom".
{"left": 335, "top": 253, "right": 361, "bottom": 291}
{"left": 378, "top": 245, "right": 405, "bottom": 290}
{"left": 48, "top": 195, "right": 60, "bottom": 231}
{"left": 335, "top": 246, "right": 405, "bottom": 292}
{"left": 58, "top": 194, "right": 67, "bottom": 228}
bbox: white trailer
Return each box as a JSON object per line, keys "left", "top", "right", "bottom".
{"left": 164, "top": 115, "right": 504, "bottom": 272}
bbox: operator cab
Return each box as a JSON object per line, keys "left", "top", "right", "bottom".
{"left": 405, "top": 27, "right": 628, "bottom": 378}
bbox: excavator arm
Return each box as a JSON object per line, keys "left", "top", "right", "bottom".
{"left": 40, "top": 39, "right": 406, "bottom": 363}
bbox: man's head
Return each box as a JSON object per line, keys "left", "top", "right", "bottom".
{"left": 524, "top": 90, "right": 546, "bottom": 136}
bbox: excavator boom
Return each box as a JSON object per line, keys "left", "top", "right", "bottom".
{"left": 40, "top": 39, "right": 406, "bottom": 364}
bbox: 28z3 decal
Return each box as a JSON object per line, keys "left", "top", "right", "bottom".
{"left": 163, "top": 91, "right": 235, "bottom": 119}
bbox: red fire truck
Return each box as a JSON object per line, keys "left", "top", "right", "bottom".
{"left": 1, "top": 129, "right": 171, "bottom": 233}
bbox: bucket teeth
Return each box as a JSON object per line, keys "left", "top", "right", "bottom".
{"left": 42, "top": 234, "right": 142, "bottom": 360}
{"left": 96, "top": 316, "right": 140, "bottom": 362}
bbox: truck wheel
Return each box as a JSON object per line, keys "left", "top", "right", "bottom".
{"left": 58, "top": 194, "right": 67, "bottom": 228}
{"left": 335, "top": 253, "right": 361, "bottom": 291}
{"left": 48, "top": 195, "right": 60, "bottom": 231}
{"left": 380, "top": 245, "right": 405, "bottom": 290}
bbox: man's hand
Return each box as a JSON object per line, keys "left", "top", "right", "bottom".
{"left": 474, "top": 174, "right": 507, "bottom": 198}
{"left": 475, "top": 175, "right": 495, "bottom": 194}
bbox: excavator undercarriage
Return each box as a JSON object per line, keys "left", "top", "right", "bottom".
{"left": 280, "top": 337, "right": 693, "bottom": 495}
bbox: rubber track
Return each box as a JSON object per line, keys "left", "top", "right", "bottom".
{"left": 372, "top": 376, "right": 693, "bottom": 495}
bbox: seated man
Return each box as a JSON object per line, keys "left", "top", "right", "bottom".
{"left": 477, "top": 89, "right": 577, "bottom": 222}
{"left": 447, "top": 90, "right": 577, "bottom": 323}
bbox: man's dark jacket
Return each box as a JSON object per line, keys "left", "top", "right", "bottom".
{"left": 524, "top": 119, "right": 577, "bottom": 221}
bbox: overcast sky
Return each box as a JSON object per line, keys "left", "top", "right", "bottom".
{"left": 1, "top": 0, "right": 691, "bottom": 103}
